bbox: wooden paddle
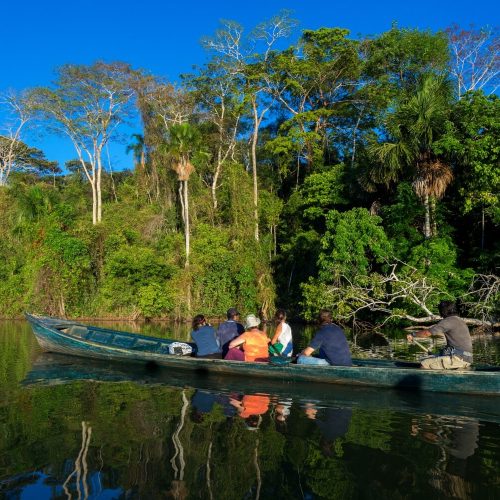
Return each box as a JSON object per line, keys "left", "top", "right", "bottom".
{"left": 411, "top": 338, "right": 433, "bottom": 355}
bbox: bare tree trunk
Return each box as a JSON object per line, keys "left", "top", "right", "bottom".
{"left": 423, "top": 193, "right": 431, "bottom": 238}
{"left": 430, "top": 196, "right": 438, "bottom": 237}
{"left": 96, "top": 155, "right": 102, "bottom": 223}
{"left": 91, "top": 181, "right": 98, "bottom": 225}
{"left": 251, "top": 100, "right": 260, "bottom": 242}
{"left": 106, "top": 144, "right": 118, "bottom": 203}
{"left": 178, "top": 182, "right": 185, "bottom": 226}
{"left": 184, "top": 180, "right": 190, "bottom": 268}
{"left": 212, "top": 146, "right": 222, "bottom": 211}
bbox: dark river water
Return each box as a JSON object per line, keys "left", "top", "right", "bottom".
{"left": 1, "top": 320, "right": 499, "bottom": 499}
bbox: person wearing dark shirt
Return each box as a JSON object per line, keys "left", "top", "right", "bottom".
{"left": 297, "top": 309, "right": 352, "bottom": 366}
{"left": 216, "top": 307, "right": 245, "bottom": 357}
{"left": 191, "top": 314, "right": 221, "bottom": 358}
{"left": 407, "top": 300, "right": 473, "bottom": 370}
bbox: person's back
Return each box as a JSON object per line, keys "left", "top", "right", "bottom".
{"left": 298, "top": 310, "right": 352, "bottom": 367}
{"left": 313, "top": 323, "right": 352, "bottom": 366}
{"left": 238, "top": 329, "right": 269, "bottom": 362}
{"left": 271, "top": 309, "right": 293, "bottom": 357}
{"left": 190, "top": 314, "right": 221, "bottom": 358}
{"left": 409, "top": 301, "right": 473, "bottom": 370}
{"left": 428, "top": 315, "right": 472, "bottom": 354}
{"left": 278, "top": 322, "right": 293, "bottom": 357}
{"left": 226, "top": 314, "right": 270, "bottom": 363}
{"left": 217, "top": 308, "right": 244, "bottom": 356}
{"left": 191, "top": 325, "right": 220, "bottom": 357}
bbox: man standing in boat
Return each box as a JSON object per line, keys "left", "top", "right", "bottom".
{"left": 217, "top": 307, "right": 245, "bottom": 357}
{"left": 407, "top": 300, "right": 473, "bottom": 370}
{"left": 297, "top": 309, "right": 352, "bottom": 366}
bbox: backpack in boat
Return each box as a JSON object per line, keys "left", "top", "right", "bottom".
{"left": 168, "top": 342, "right": 193, "bottom": 356}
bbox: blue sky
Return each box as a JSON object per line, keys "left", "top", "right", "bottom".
{"left": 2, "top": 0, "right": 498, "bottom": 171}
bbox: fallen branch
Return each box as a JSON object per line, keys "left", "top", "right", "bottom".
{"left": 323, "top": 263, "right": 499, "bottom": 328}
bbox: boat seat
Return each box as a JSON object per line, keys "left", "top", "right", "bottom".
{"left": 67, "top": 325, "right": 90, "bottom": 338}
{"left": 132, "top": 339, "right": 163, "bottom": 352}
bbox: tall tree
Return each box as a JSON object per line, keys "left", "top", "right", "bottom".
{"left": 184, "top": 61, "right": 243, "bottom": 212}
{"left": 370, "top": 75, "right": 454, "bottom": 238}
{"left": 438, "top": 91, "right": 500, "bottom": 250}
{"left": 162, "top": 123, "right": 205, "bottom": 268}
{"left": 0, "top": 90, "right": 38, "bottom": 186}
{"left": 0, "top": 137, "right": 58, "bottom": 185}
{"left": 265, "top": 28, "right": 361, "bottom": 183}
{"left": 446, "top": 24, "right": 499, "bottom": 98}
{"left": 33, "top": 62, "right": 138, "bottom": 224}
{"left": 202, "top": 12, "right": 297, "bottom": 241}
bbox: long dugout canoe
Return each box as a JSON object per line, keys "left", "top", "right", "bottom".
{"left": 25, "top": 313, "right": 500, "bottom": 396}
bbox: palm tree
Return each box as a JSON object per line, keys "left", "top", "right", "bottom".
{"left": 126, "top": 133, "right": 146, "bottom": 170}
{"left": 162, "top": 123, "right": 204, "bottom": 268}
{"left": 370, "top": 75, "right": 454, "bottom": 238}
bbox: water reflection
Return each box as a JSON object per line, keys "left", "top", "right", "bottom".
{"left": 411, "top": 416, "right": 481, "bottom": 500}
{"left": 62, "top": 421, "right": 93, "bottom": 499}
{"left": 0, "top": 321, "right": 499, "bottom": 499}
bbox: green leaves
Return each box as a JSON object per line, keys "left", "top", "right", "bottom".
{"left": 300, "top": 166, "right": 348, "bottom": 220}
{"left": 318, "top": 208, "right": 393, "bottom": 281}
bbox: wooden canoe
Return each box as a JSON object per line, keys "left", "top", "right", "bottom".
{"left": 25, "top": 313, "right": 500, "bottom": 396}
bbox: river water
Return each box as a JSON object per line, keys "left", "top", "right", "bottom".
{"left": 0, "top": 320, "right": 499, "bottom": 499}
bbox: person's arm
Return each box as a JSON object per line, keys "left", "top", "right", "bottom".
{"left": 229, "top": 398, "right": 243, "bottom": 412}
{"left": 300, "top": 346, "right": 315, "bottom": 357}
{"left": 300, "top": 332, "right": 321, "bottom": 356}
{"left": 229, "top": 335, "right": 246, "bottom": 349}
{"left": 407, "top": 325, "right": 445, "bottom": 343}
{"left": 406, "top": 330, "right": 432, "bottom": 342}
{"left": 271, "top": 322, "right": 282, "bottom": 345}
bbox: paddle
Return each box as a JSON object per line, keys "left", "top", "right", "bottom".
{"left": 410, "top": 337, "right": 433, "bottom": 355}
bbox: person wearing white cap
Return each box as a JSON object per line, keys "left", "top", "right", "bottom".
{"left": 224, "top": 314, "right": 270, "bottom": 363}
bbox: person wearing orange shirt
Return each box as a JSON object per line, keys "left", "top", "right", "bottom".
{"left": 225, "top": 314, "right": 270, "bottom": 362}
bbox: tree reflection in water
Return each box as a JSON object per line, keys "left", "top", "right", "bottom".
{"left": 62, "top": 421, "right": 92, "bottom": 499}
{"left": 169, "top": 390, "right": 189, "bottom": 499}
{"left": 0, "top": 334, "right": 499, "bottom": 500}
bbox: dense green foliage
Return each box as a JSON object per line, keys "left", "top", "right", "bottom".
{"left": 0, "top": 20, "right": 498, "bottom": 322}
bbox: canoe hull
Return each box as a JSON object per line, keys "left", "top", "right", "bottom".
{"left": 26, "top": 314, "right": 500, "bottom": 396}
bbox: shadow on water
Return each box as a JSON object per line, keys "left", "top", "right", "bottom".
{"left": 394, "top": 374, "right": 423, "bottom": 392}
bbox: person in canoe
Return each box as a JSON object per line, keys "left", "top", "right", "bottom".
{"left": 297, "top": 309, "right": 352, "bottom": 366}
{"left": 216, "top": 307, "right": 245, "bottom": 357}
{"left": 407, "top": 300, "right": 473, "bottom": 370}
{"left": 270, "top": 308, "right": 293, "bottom": 357}
{"left": 224, "top": 314, "right": 270, "bottom": 363}
{"left": 190, "top": 314, "right": 222, "bottom": 359}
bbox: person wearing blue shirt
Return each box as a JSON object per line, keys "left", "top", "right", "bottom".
{"left": 191, "top": 314, "right": 221, "bottom": 358}
{"left": 216, "top": 307, "right": 245, "bottom": 357}
{"left": 298, "top": 309, "right": 352, "bottom": 366}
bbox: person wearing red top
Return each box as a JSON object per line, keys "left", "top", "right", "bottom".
{"left": 224, "top": 314, "right": 270, "bottom": 362}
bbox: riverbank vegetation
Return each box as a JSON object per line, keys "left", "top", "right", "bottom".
{"left": 0, "top": 16, "right": 498, "bottom": 325}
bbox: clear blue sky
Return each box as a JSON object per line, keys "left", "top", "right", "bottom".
{"left": 2, "top": 0, "right": 498, "bottom": 171}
